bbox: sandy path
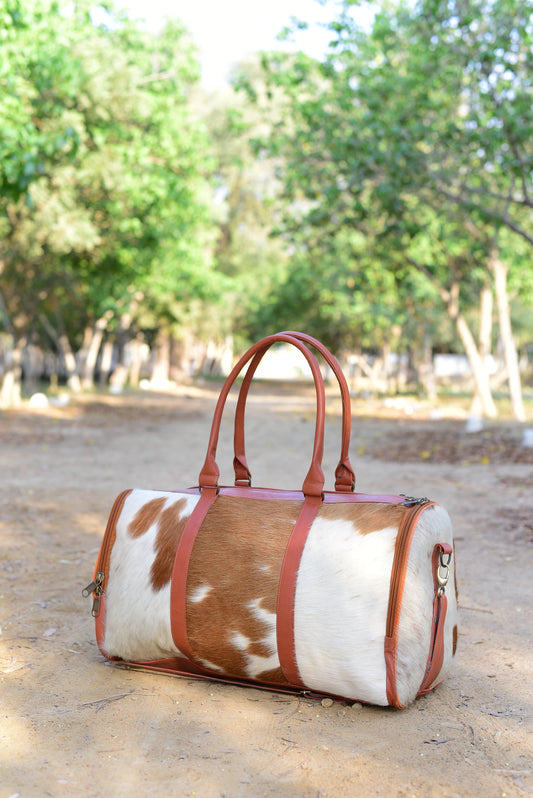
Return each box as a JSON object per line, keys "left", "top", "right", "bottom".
{"left": 1, "top": 386, "right": 532, "bottom": 797}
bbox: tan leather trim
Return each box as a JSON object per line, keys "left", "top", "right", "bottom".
{"left": 384, "top": 635, "right": 403, "bottom": 708}
{"left": 417, "top": 594, "right": 448, "bottom": 696}
{"left": 276, "top": 494, "right": 323, "bottom": 687}
{"left": 233, "top": 331, "right": 355, "bottom": 492}
{"left": 417, "top": 541, "right": 453, "bottom": 696}
{"left": 170, "top": 487, "right": 218, "bottom": 662}
{"left": 197, "top": 333, "right": 328, "bottom": 498}
{"left": 208, "top": 486, "right": 410, "bottom": 504}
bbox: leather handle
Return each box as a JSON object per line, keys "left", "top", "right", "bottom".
{"left": 233, "top": 331, "right": 355, "bottom": 492}
{"left": 198, "top": 333, "right": 327, "bottom": 498}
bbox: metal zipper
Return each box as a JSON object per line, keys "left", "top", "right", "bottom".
{"left": 82, "top": 489, "right": 132, "bottom": 617}
{"left": 399, "top": 494, "right": 429, "bottom": 506}
{"left": 82, "top": 571, "right": 105, "bottom": 616}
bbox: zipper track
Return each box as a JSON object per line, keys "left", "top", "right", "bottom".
{"left": 386, "top": 501, "right": 435, "bottom": 639}
{"left": 90, "top": 489, "right": 132, "bottom": 614}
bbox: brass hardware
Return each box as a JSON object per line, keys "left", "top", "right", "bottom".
{"left": 82, "top": 572, "right": 105, "bottom": 616}
{"left": 91, "top": 594, "right": 102, "bottom": 617}
{"left": 82, "top": 580, "right": 97, "bottom": 598}
{"left": 437, "top": 552, "right": 451, "bottom": 596}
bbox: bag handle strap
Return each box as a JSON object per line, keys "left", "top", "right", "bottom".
{"left": 233, "top": 331, "right": 355, "bottom": 492}
{"left": 198, "top": 333, "right": 328, "bottom": 498}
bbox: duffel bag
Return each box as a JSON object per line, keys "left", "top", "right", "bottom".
{"left": 83, "top": 331, "right": 457, "bottom": 708}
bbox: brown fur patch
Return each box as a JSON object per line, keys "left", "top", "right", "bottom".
{"left": 254, "top": 666, "right": 286, "bottom": 682}
{"left": 186, "top": 495, "right": 303, "bottom": 683}
{"left": 452, "top": 624, "right": 458, "bottom": 656}
{"left": 317, "top": 501, "right": 407, "bottom": 534}
{"left": 128, "top": 497, "right": 167, "bottom": 538}
{"left": 150, "top": 498, "right": 189, "bottom": 591}
{"left": 247, "top": 640, "right": 274, "bottom": 658}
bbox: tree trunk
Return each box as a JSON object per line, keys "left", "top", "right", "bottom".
{"left": 470, "top": 282, "right": 493, "bottom": 415}
{"left": 126, "top": 338, "right": 145, "bottom": 387}
{"left": 107, "top": 294, "right": 144, "bottom": 390}
{"left": 151, "top": 329, "right": 171, "bottom": 384}
{"left": 22, "top": 339, "right": 42, "bottom": 396}
{"left": 490, "top": 255, "right": 526, "bottom": 421}
{"left": 419, "top": 333, "right": 437, "bottom": 401}
{"left": 455, "top": 314, "right": 497, "bottom": 417}
{"left": 40, "top": 314, "right": 81, "bottom": 392}
{"left": 447, "top": 282, "right": 497, "bottom": 418}
{"left": 383, "top": 341, "right": 405, "bottom": 395}
{"left": 0, "top": 335, "right": 24, "bottom": 408}
{"left": 409, "top": 263, "right": 498, "bottom": 417}
{"left": 397, "top": 350, "right": 409, "bottom": 393}
{"left": 59, "top": 333, "right": 82, "bottom": 392}
{"left": 82, "top": 311, "right": 113, "bottom": 389}
{"left": 98, "top": 339, "right": 114, "bottom": 386}
{"left": 0, "top": 289, "right": 22, "bottom": 407}
{"left": 478, "top": 282, "right": 493, "bottom": 360}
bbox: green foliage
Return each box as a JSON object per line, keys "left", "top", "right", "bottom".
{"left": 0, "top": 0, "right": 218, "bottom": 349}
{"left": 1, "top": 0, "right": 532, "bottom": 390}
{"left": 200, "top": 57, "right": 293, "bottom": 344}
{"left": 237, "top": 0, "right": 533, "bottom": 356}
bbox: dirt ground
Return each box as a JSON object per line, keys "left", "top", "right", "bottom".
{"left": 1, "top": 382, "right": 532, "bottom": 798}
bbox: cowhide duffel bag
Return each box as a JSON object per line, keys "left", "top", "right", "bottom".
{"left": 83, "top": 331, "right": 458, "bottom": 708}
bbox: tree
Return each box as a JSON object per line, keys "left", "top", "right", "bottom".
{"left": 239, "top": 0, "right": 533, "bottom": 416}
{"left": 0, "top": 0, "right": 219, "bottom": 402}
{"left": 198, "top": 58, "right": 294, "bottom": 351}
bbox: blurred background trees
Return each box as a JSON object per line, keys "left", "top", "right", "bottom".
{"left": 0, "top": 0, "right": 219, "bottom": 402}
{"left": 1, "top": 0, "right": 532, "bottom": 417}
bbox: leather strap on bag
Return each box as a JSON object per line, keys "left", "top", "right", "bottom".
{"left": 171, "top": 333, "right": 338, "bottom": 674}
{"left": 276, "top": 493, "right": 323, "bottom": 686}
{"left": 170, "top": 486, "right": 218, "bottom": 661}
{"left": 417, "top": 594, "right": 448, "bottom": 694}
{"left": 417, "top": 542, "right": 453, "bottom": 695}
{"left": 233, "top": 331, "right": 355, "bottom": 492}
{"left": 198, "top": 332, "right": 328, "bottom": 497}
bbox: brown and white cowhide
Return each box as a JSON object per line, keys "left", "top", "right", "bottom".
{"left": 102, "top": 489, "right": 457, "bottom": 706}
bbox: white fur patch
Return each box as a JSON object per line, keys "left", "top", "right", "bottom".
{"left": 294, "top": 517, "right": 397, "bottom": 705}
{"left": 103, "top": 489, "right": 199, "bottom": 661}
{"left": 189, "top": 583, "right": 212, "bottom": 603}
{"left": 230, "top": 631, "right": 250, "bottom": 651}
{"left": 229, "top": 599, "right": 280, "bottom": 678}
{"left": 198, "top": 658, "right": 224, "bottom": 672}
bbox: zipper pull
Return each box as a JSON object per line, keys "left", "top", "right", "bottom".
{"left": 82, "top": 572, "right": 105, "bottom": 617}
{"left": 82, "top": 579, "right": 98, "bottom": 597}
{"left": 82, "top": 571, "right": 104, "bottom": 597}
{"left": 91, "top": 593, "right": 102, "bottom": 617}
{"left": 400, "top": 495, "right": 429, "bottom": 506}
